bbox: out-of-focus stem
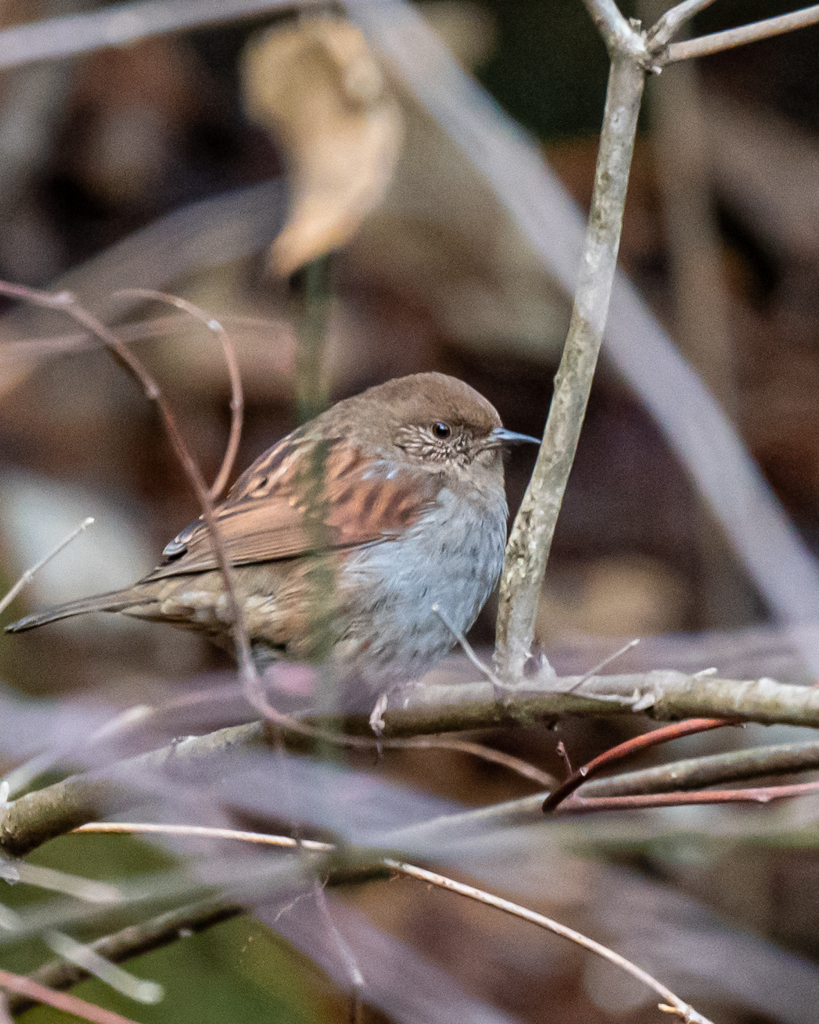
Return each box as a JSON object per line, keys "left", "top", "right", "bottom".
{"left": 294, "top": 254, "right": 332, "bottom": 424}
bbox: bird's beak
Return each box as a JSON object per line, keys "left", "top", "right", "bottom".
{"left": 491, "top": 427, "right": 541, "bottom": 446}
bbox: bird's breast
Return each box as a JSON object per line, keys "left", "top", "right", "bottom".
{"left": 335, "top": 485, "right": 507, "bottom": 688}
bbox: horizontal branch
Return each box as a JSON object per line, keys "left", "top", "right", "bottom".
{"left": 0, "top": 721, "right": 270, "bottom": 857}
{"left": 376, "top": 670, "right": 819, "bottom": 734}
{"left": 586, "top": 736, "right": 819, "bottom": 796}
{"left": 647, "top": 0, "right": 718, "bottom": 48}
{"left": 565, "top": 779, "right": 819, "bottom": 813}
{"left": 4, "top": 669, "right": 819, "bottom": 856}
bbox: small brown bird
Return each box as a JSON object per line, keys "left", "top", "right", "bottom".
{"left": 6, "top": 373, "right": 538, "bottom": 694}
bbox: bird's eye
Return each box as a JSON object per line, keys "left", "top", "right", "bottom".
{"left": 432, "top": 422, "right": 451, "bottom": 439}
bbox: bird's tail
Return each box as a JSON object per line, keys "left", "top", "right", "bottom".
{"left": 4, "top": 590, "right": 139, "bottom": 633}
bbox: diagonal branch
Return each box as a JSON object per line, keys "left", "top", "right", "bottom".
{"left": 659, "top": 4, "right": 819, "bottom": 64}
{"left": 0, "top": 970, "right": 140, "bottom": 1024}
{"left": 647, "top": 0, "right": 718, "bottom": 47}
{"left": 0, "top": 517, "right": 93, "bottom": 617}
{"left": 7, "top": 902, "right": 243, "bottom": 1015}
{"left": 581, "top": 0, "right": 645, "bottom": 54}
{"left": 383, "top": 860, "right": 714, "bottom": 1024}
{"left": 542, "top": 717, "right": 735, "bottom": 812}
{"left": 493, "top": 48, "right": 646, "bottom": 682}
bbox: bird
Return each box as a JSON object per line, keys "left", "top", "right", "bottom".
{"left": 6, "top": 373, "right": 539, "bottom": 697}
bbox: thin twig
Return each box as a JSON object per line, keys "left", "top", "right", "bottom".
{"left": 564, "top": 778, "right": 819, "bottom": 812}
{"left": 241, "top": 680, "right": 556, "bottom": 786}
{"left": 647, "top": 0, "right": 718, "bottom": 47}
{"left": 311, "top": 878, "right": 365, "bottom": 1023}
{"left": 383, "top": 859, "right": 714, "bottom": 1024}
{"left": 1, "top": 704, "right": 153, "bottom": 802}
{"left": 70, "top": 821, "right": 711, "bottom": 1022}
{"left": 585, "top": 736, "right": 819, "bottom": 797}
{"left": 0, "top": 899, "right": 140, "bottom": 1007}
{"left": 661, "top": 4, "right": 819, "bottom": 64}
{"left": 0, "top": 281, "right": 258, "bottom": 697}
{"left": 0, "top": 517, "right": 94, "bottom": 617}
{"left": 0, "top": 312, "right": 295, "bottom": 362}
{"left": 402, "top": 737, "right": 556, "bottom": 788}
{"left": 74, "top": 820, "right": 333, "bottom": 850}
{"left": 563, "top": 637, "right": 640, "bottom": 693}
{"left": 0, "top": 970, "right": 141, "bottom": 1024}
{"left": 30, "top": 819, "right": 716, "bottom": 1022}
{"left": 543, "top": 717, "right": 735, "bottom": 812}
{"left": 110, "top": 289, "right": 244, "bottom": 501}
{"left": 431, "top": 603, "right": 506, "bottom": 690}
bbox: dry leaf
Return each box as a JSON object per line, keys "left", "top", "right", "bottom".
{"left": 242, "top": 16, "right": 404, "bottom": 276}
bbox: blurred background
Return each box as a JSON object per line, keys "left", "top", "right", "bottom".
{"left": 3, "top": 2, "right": 819, "bottom": 1023}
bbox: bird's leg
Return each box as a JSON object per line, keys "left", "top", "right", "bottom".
{"left": 368, "top": 693, "right": 389, "bottom": 750}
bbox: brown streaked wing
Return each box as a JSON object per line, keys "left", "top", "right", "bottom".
{"left": 144, "top": 437, "right": 438, "bottom": 580}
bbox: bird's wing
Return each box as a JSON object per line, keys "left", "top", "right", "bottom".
{"left": 144, "top": 434, "right": 438, "bottom": 580}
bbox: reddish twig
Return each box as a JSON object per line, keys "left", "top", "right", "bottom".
{"left": 543, "top": 717, "right": 736, "bottom": 812}
{"left": 0, "top": 970, "right": 140, "bottom": 1024}
{"left": 0, "top": 281, "right": 257, "bottom": 693}
{"left": 109, "top": 288, "right": 244, "bottom": 501}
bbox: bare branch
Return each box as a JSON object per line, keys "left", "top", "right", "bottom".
{"left": 74, "top": 820, "right": 332, "bottom": 851}
{"left": 17, "top": 820, "right": 714, "bottom": 1021}
{"left": 564, "top": 637, "right": 640, "bottom": 693}
{"left": 7, "top": 669, "right": 819, "bottom": 856}
{"left": 494, "top": 53, "right": 646, "bottom": 682}
{"left": 109, "top": 289, "right": 244, "bottom": 502}
{"left": 432, "top": 603, "right": 507, "bottom": 691}
{"left": 402, "top": 737, "right": 556, "bottom": 789}
{"left": 566, "top": 779, "right": 819, "bottom": 812}
{"left": 586, "top": 736, "right": 819, "bottom": 796}
{"left": 384, "top": 859, "right": 715, "bottom": 1024}
{"left": 0, "top": 312, "right": 294, "bottom": 363}
{"left": 647, "top": 0, "right": 718, "bottom": 48}
{"left": 661, "top": 4, "right": 819, "bottom": 64}
{"left": 581, "top": 0, "right": 646, "bottom": 55}
{"left": 542, "top": 717, "right": 735, "bottom": 812}
{"left": 0, "top": 517, "right": 93, "bottom": 617}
